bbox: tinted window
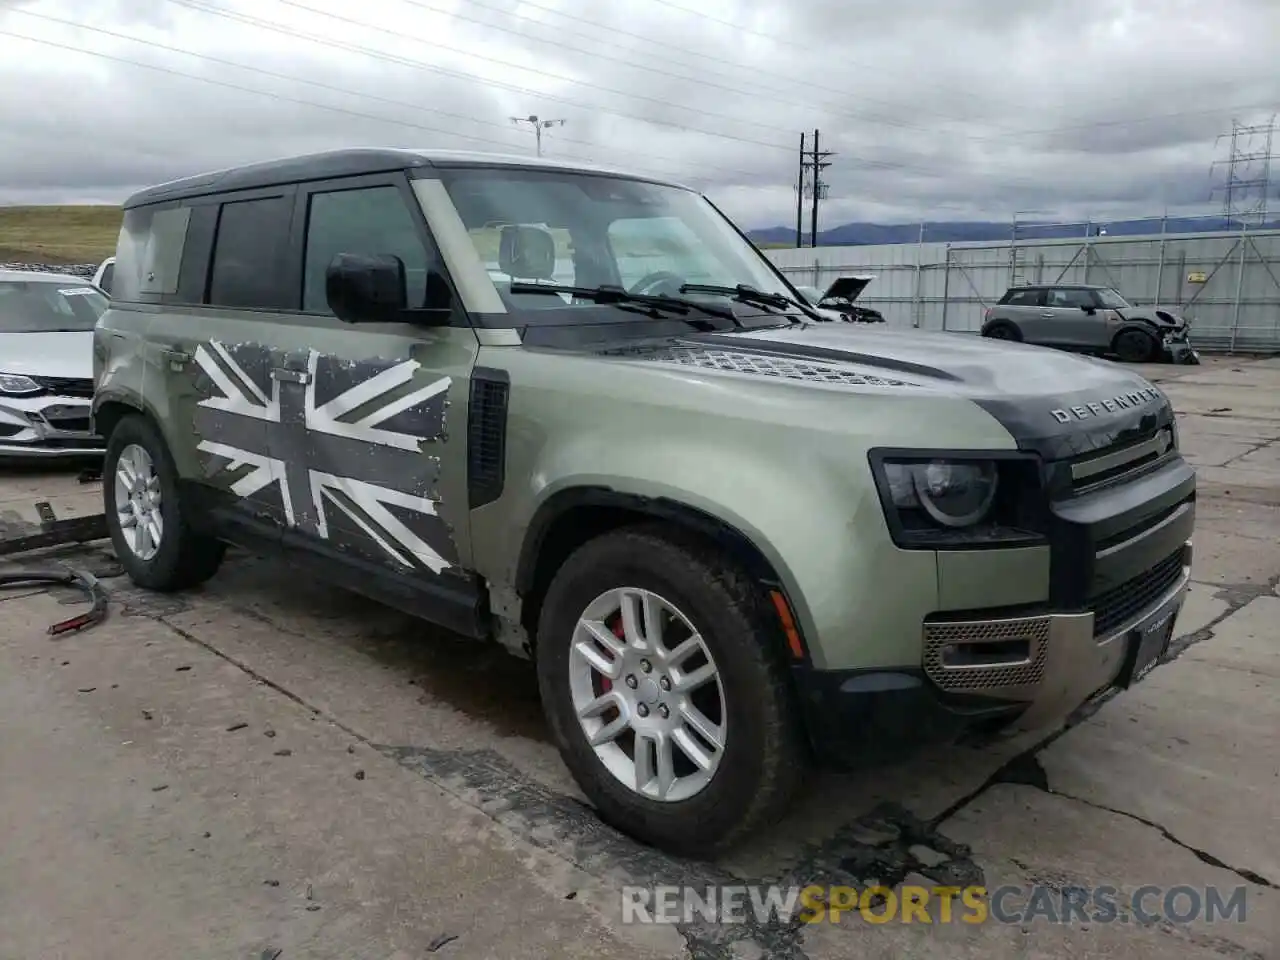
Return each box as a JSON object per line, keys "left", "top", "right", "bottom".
{"left": 303, "top": 185, "right": 430, "bottom": 313}
{"left": 208, "top": 196, "right": 292, "bottom": 309}
{"left": 113, "top": 206, "right": 189, "bottom": 300}
{"left": 1047, "top": 287, "right": 1095, "bottom": 308}
{"left": 1003, "top": 289, "right": 1041, "bottom": 306}
{"left": 0, "top": 281, "right": 108, "bottom": 332}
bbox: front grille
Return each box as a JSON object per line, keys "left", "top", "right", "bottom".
{"left": 47, "top": 416, "right": 91, "bottom": 433}
{"left": 1069, "top": 427, "right": 1174, "bottom": 493}
{"left": 30, "top": 375, "right": 94, "bottom": 398}
{"left": 923, "top": 616, "right": 1050, "bottom": 692}
{"left": 1090, "top": 550, "right": 1184, "bottom": 638}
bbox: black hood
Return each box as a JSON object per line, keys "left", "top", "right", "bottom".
{"left": 694, "top": 324, "right": 1174, "bottom": 461}
{"left": 820, "top": 276, "right": 872, "bottom": 303}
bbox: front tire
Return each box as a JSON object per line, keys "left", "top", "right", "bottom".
{"left": 983, "top": 321, "right": 1021, "bottom": 341}
{"left": 103, "top": 413, "right": 225, "bottom": 591}
{"left": 1113, "top": 328, "right": 1157, "bottom": 363}
{"left": 535, "top": 526, "right": 807, "bottom": 857}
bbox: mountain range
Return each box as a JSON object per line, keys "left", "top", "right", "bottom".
{"left": 750, "top": 217, "right": 1280, "bottom": 247}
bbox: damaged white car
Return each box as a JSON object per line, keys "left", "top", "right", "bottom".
{"left": 0, "top": 270, "right": 106, "bottom": 458}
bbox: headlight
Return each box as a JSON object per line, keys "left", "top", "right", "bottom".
{"left": 885, "top": 460, "right": 999, "bottom": 527}
{"left": 0, "top": 373, "right": 41, "bottom": 395}
{"left": 870, "top": 451, "right": 1047, "bottom": 549}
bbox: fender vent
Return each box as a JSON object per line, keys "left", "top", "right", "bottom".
{"left": 467, "top": 368, "right": 510, "bottom": 508}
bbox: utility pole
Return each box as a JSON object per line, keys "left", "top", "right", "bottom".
{"left": 510, "top": 114, "right": 566, "bottom": 157}
{"left": 1211, "top": 115, "right": 1279, "bottom": 230}
{"left": 797, "top": 128, "right": 834, "bottom": 248}
{"left": 795, "top": 132, "right": 805, "bottom": 248}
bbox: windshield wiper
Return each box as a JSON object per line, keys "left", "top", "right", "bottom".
{"left": 507, "top": 282, "right": 739, "bottom": 327}
{"left": 678, "top": 283, "right": 802, "bottom": 314}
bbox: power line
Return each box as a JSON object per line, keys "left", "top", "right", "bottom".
{"left": 641, "top": 0, "right": 1277, "bottom": 136}
{"left": 269, "top": 0, "right": 812, "bottom": 143}
{"left": 391, "top": 0, "right": 996, "bottom": 137}
{"left": 0, "top": 27, "right": 725, "bottom": 189}
{"left": 427, "top": 0, "right": 987, "bottom": 128}
{"left": 13, "top": 4, "right": 1263, "bottom": 197}
{"left": 195, "top": 0, "right": 1274, "bottom": 164}
{"left": 163, "top": 0, "right": 998, "bottom": 180}
{"left": 6, "top": 9, "right": 769, "bottom": 183}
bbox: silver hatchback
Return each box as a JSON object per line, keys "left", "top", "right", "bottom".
{"left": 981, "top": 283, "right": 1198, "bottom": 364}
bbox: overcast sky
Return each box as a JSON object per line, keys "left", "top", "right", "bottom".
{"left": 1, "top": 0, "right": 1278, "bottom": 228}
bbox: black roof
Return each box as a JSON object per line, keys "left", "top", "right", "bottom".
{"left": 1006, "top": 282, "right": 1110, "bottom": 290}
{"left": 122, "top": 148, "right": 689, "bottom": 209}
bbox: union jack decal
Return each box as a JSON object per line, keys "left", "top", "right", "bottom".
{"left": 191, "top": 340, "right": 456, "bottom": 574}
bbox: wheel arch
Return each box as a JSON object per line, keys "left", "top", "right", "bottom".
{"left": 92, "top": 391, "right": 160, "bottom": 443}
{"left": 981, "top": 317, "right": 1021, "bottom": 339}
{"left": 514, "top": 486, "right": 809, "bottom": 662}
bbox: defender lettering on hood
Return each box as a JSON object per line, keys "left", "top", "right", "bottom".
{"left": 1050, "top": 387, "right": 1162, "bottom": 423}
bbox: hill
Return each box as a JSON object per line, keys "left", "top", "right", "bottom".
{"left": 0, "top": 205, "right": 122, "bottom": 265}
{"left": 750, "top": 216, "right": 1280, "bottom": 247}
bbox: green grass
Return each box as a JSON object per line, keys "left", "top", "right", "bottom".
{"left": 0, "top": 205, "right": 122, "bottom": 265}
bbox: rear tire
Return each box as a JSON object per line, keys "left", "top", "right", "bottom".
{"left": 535, "top": 525, "right": 807, "bottom": 857}
{"left": 983, "top": 321, "right": 1021, "bottom": 341}
{"left": 103, "top": 413, "right": 225, "bottom": 591}
{"left": 1113, "top": 328, "right": 1157, "bottom": 363}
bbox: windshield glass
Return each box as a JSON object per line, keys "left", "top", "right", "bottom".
{"left": 1096, "top": 287, "right": 1131, "bottom": 309}
{"left": 0, "top": 280, "right": 107, "bottom": 332}
{"left": 436, "top": 168, "right": 798, "bottom": 325}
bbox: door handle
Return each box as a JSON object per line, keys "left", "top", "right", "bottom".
{"left": 1040, "top": 312, "right": 1055, "bottom": 318}
{"left": 161, "top": 348, "right": 191, "bottom": 370}
{"left": 270, "top": 367, "right": 312, "bottom": 385}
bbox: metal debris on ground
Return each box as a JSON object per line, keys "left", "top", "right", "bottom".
{"left": 0, "top": 567, "right": 108, "bottom": 635}
{"left": 0, "top": 502, "right": 108, "bottom": 557}
{"left": 426, "top": 933, "right": 459, "bottom": 952}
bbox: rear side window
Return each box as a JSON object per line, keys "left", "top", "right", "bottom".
{"left": 208, "top": 196, "right": 293, "bottom": 309}
{"left": 98, "top": 261, "right": 114, "bottom": 295}
{"left": 1001, "top": 288, "right": 1042, "bottom": 306}
{"left": 112, "top": 206, "right": 190, "bottom": 301}
{"left": 302, "top": 185, "right": 431, "bottom": 313}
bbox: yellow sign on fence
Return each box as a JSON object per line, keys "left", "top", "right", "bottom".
{"left": 1187, "top": 271, "right": 1207, "bottom": 283}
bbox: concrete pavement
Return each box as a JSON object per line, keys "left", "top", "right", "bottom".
{"left": 0, "top": 355, "right": 1276, "bottom": 959}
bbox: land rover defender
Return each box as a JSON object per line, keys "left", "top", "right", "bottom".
{"left": 93, "top": 149, "right": 1195, "bottom": 856}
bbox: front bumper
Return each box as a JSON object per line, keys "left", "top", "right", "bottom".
{"left": 795, "top": 445, "right": 1196, "bottom": 766}
{"left": 0, "top": 393, "right": 104, "bottom": 458}
{"left": 1160, "top": 329, "right": 1200, "bottom": 365}
{"left": 794, "top": 542, "right": 1190, "bottom": 765}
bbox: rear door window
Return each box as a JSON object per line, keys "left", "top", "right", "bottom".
{"left": 1003, "top": 289, "right": 1043, "bottom": 306}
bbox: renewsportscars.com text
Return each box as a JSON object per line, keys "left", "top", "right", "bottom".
{"left": 621, "top": 883, "right": 1249, "bottom": 926}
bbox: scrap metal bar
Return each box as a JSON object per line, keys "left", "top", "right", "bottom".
{"left": 0, "top": 513, "right": 109, "bottom": 557}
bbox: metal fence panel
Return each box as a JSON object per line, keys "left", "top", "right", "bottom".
{"left": 765, "top": 229, "right": 1280, "bottom": 350}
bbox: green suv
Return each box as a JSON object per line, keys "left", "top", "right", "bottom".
{"left": 93, "top": 149, "right": 1195, "bottom": 856}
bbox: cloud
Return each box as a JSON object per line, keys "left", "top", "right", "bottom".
{"left": 1, "top": 0, "right": 1276, "bottom": 228}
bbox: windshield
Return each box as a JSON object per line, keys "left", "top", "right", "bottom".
{"left": 0, "top": 280, "right": 107, "bottom": 333}
{"left": 1095, "top": 287, "right": 1132, "bottom": 310}
{"left": 435, "top": 168, "right": 799, "bottom": 325}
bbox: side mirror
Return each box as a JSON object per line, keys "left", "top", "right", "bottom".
{"left": 325, "top": 253, "right": 449, "bottom": 326}
{"left": 1081, "top": 304, "right": 1096, "bottom": 314}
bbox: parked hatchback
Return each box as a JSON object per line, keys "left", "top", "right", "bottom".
{"left": 981, "top": 283, "right": 1198, "bottom": 364}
